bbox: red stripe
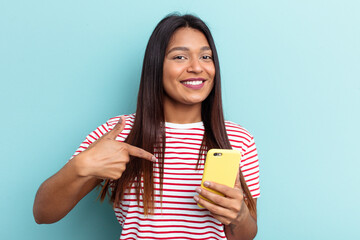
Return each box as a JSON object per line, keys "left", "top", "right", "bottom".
{"left": 242, "top": 164, "right": 259, "bottom": 173}
{"left": 124, "top": 193, "right": 195, "bottom": 199}
{"left": 165, "top": 146, "right": 201, "bottom": 151}
{"left": 143, "top": 181, "right": 200, "bottom": 187}
{"left": 241, "top": 158, "right": 258, "bottom": 168}
{"left": 88, "top": 134, "right": 97, "bottom": 142}
{"left": 229, "top": 145, "right": 246, "bottom": 152}
{"left": 247, "top": 141, "right": 255, "bottom": 149}
{"left": 247, "top": 181, "right": 260, "bottom": 188}
{"left": 122, "top": 199, "right": 197, "bottom": 205}
{"left": 97, "top": 126, "right": 106, "bottom": 135}
{"left": 122, "top": 222, "right": 222, "bottom": 232}
{"left": 154, "top": 171, "right": 203, "bottom": 176}
{"left": 244, "top": 170, "right": 259, "bottom": 178}
{"left": 243, "top": 147, "right": 256, "bottom": 156}
{"left": 121, "top": 228, "right": 224, "bottom": 238}
{"left": 120, "top": 216, "right": 222, "bottom": 226}
{"left": 227, "top": 133, "right": 250, "bottom": 141}
{"left": 120, "top": 237, "right": 221, "bottom": 240}
{"left": 250, "top": 186, "right": 260, "bottom": 192}
{"left": 159, "top": 162, "right": 204, "bottom": 166}
{"left": 226, "top": 129, "right": 249, "bottom": 136}
{"left": 244, "top": 175, "right": 259, "bottom": 183}
{"left": 162, "top": 157, "right": 204, "bottom": 161}
{"left": 227, "top": 138, "right": 250, "bottom": 147}
{"left": 125, "top": 187, "right": 195, "bottom": 193}
{"left": 165, "top": 137, "right": 203, "bottom": 142}
{"left": 164, "top": 151, "right": 204, "bottom": 155}
{"left": 161, "top": 176, "right": 202, "bottom": 181}
{"left": 121, "top": 232, "right": 224, "bottom": 240}
{"left": 115, "top": 209, "right": 126, "bottom": 219}
{"left": 118, "top": 205, "right": 208, "bottom": 212}
{"left": 114, "top": 210, "right": 213, "bottom": 219}
{"left": 93, "top": 130, "right": 101, "bottom": 138}
{"left": 155, "top": 167, "right": 199, "bottom": 171}
{"left": 252, "top": 192, "right": 260, "bottom": 198}
{"left": 166, "top": 141, "right": 202, "bottom": 146}
{"left": 227, "top": 129, "right": 251, "bottom": 139}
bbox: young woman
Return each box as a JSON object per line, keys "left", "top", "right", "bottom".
{"left": 33, "top": 14, "right": 260, "bottom": 240}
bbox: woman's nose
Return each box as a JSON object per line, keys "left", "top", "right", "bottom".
{"left": 187, "top": 59, "right": 203, "bottom": 73}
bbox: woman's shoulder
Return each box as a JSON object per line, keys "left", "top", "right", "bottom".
{"left": 224, "top": 120, "right": 254, "bottom": 149}
{"left": 105, "top": 113, "right": 136, "bottom": 141}
{"left": 106, "top": 113, "right": 136, "bottom": 129}
{"left": 225, "top": 120, "right": 253, "bottom": 138}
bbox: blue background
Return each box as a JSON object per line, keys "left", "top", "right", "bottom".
{"left": 1, "top": 0, "right": 359, "bottom": 239}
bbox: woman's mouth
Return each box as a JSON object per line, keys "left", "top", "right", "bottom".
{"left": 181, "top": 79, "right": 205, "bottom": 89}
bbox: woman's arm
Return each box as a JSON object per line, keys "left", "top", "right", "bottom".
{"left": 33, "top": 117, "right": 156, "bottom": 224}
{"left": 224, "top": 199, "right": 257, "bottom": 240}
{"left": 33, "top": 156, "right": 101, "bottom": 224}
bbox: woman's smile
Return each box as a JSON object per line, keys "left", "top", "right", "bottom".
{"left": 180, "top": 78, "right": 206, "bottom": 89}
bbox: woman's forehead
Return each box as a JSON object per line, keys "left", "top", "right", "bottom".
{"left": 166, "top": 27, "right": 210, "bottom": 51}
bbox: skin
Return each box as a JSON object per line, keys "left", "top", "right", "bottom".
{"left": 33, "top": 26, "right": 258, "bottom": 239}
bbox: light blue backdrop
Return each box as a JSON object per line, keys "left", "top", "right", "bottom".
{"left": 1, "top": 0, "right": 359, "bottom": 239}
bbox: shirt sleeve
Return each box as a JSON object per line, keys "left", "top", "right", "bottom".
{"left": 240, "top": 136, "right": 260, "bottom": 198}
{"left": 69, "top": 120, "right": 111, "bottom": 160}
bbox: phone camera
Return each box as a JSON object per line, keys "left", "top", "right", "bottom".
{"left": 213, "top": 153, "right": 222, "bottom": 156}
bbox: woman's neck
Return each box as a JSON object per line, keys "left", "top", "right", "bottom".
{"left": 163, "top": 99, "right": 202, "bottom": 124}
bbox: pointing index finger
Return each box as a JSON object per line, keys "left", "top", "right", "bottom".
{"left": 124, "top": 143, "right": 157, "bottom": 162}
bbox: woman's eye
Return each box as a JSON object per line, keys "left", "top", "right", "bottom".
{"left": 202, "top": 55, "right": 213, "bottom": 60}
{"left": 173, "top": 56, "right": 186, "bottom": 60}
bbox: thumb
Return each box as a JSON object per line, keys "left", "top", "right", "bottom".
{"left": 234, "top": 169, "right": 241, "bottom": 190}
{"left": 107, "top": 116, "right": 125, "bottom": 139}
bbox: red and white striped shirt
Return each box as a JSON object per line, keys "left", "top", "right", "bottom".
{"left": 72, "top": 113, "right": 260, "bottom": 240}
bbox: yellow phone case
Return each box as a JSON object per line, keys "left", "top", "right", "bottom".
{"left": 198, "top": 149, "right": 241, "bottom": 208}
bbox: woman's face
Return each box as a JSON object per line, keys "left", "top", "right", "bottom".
{"left": 162, "top": 27, "right": 215, "bottom": 107}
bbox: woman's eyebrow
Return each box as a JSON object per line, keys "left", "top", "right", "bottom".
{"left": 167, "top": 47, "right": 189, "bottom": 54}
{"left": 200, "top": 46, "right": 211, "bottom": 51}
{"left": 167, "top": 46, "right": 211, "bottom": 54}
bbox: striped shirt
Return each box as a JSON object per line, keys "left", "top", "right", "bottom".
{"left": 72, "top": 113, "right": 260, "bottom": 240}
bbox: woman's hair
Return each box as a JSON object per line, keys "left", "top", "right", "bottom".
{"left": 100, "top": 13, "right": 256, "bottom": 217}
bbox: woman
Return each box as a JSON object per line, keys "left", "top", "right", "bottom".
{"left": 33, "top": 14, "right": 260, "bottom": 239}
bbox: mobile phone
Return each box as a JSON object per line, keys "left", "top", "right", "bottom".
{"left": 198, "top": 149, "right": 241, "bottom": 208}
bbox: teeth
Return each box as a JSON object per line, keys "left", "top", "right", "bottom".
{"left": 182, "top": 80, "right": 203, "bottom": 85}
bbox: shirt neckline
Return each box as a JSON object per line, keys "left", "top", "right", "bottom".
{"left": 165, "top": 121, "right": 204, "bottom": 129}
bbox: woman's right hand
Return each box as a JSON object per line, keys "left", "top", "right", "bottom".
{"left": 74, "top": 116, "right": 156, "bottom": 180}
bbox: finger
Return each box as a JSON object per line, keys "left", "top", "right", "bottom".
{"left": 202, "top": 181, "right": 242, "bottom": 199}
{"left": 194, "top": 194, "right": 233, "bottom": 219}
{"left": 211, "top": 213, "right": 233, "bottom": 226}
{"left": 125, "top": 143, "right": 156, "bottom": 162}
{"left": 234, "top": 170, "right": 241, "bottom": 190}
{"left": 196, "top": 186, "right": 230, "bottom": 207}
{"left": 107, "top": 116, "right": 125, "bottom": 139}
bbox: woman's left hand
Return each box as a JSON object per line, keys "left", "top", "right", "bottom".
{"left": 194, "top": 171, "right": 248, "bottom": 226}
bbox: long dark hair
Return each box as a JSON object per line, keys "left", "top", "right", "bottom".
{"left": 100, "top": 13, "right": 256, "bottom": 217}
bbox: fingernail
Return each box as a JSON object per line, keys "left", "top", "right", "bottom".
{"left": 151, "top": 156, "right": 157, "bottom": 162}
{"left": 195, "top": 187, "right": 201, "bottom": 193}
{"left": 204, "top": 181, "right": 210, "bottom": 187}
{"left": 194, "top": 195, "right": 199, "bottom": 201}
